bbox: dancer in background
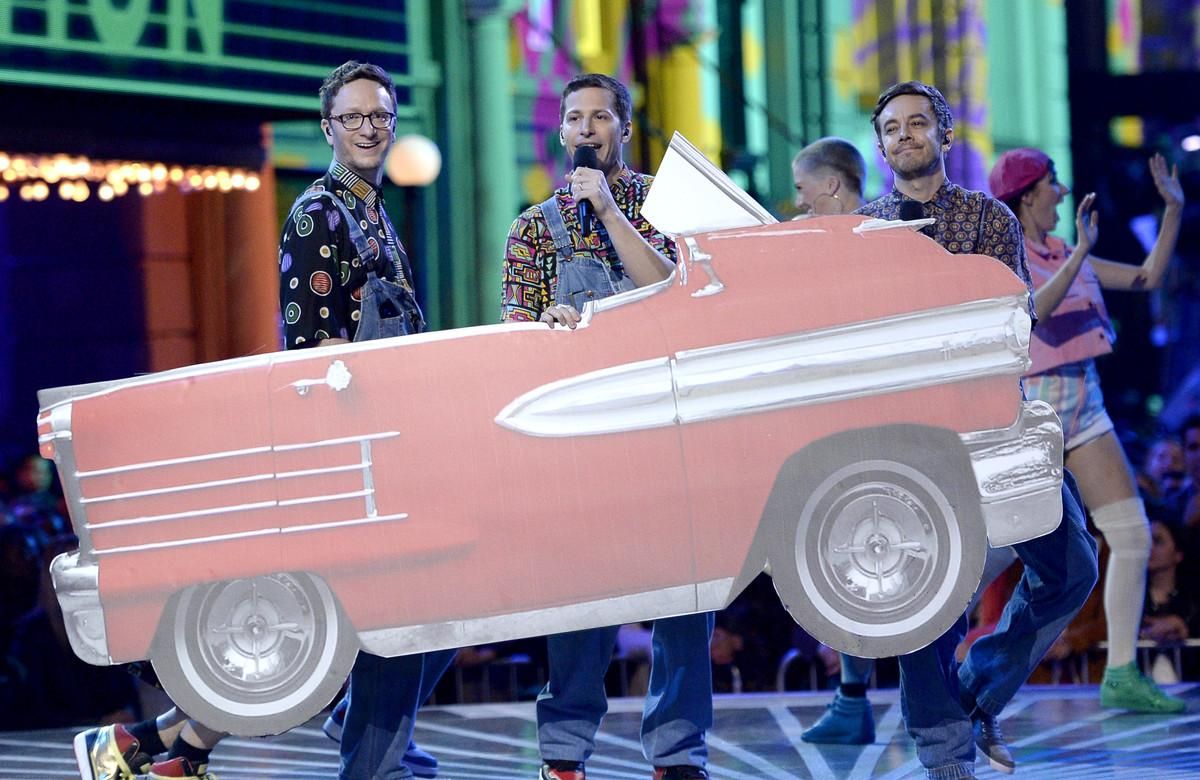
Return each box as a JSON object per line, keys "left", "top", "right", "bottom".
{"left": 989, "top": 147, "right": 1185, "bottom": 713}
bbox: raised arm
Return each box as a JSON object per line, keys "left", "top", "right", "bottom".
{"left": 1090, "top": 153, "right": 1184, "bottom": 291}
{"left": 1033, "top": 193, "right": 1098, "bottom": 321}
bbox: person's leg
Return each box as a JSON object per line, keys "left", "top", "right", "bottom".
{"left": 340, "top": 651, "right": 427, "bottom": 780}
{"left": 142, "top": 721, "right": 227, "bottom": 779}
{"left": 959, "top": 473, "right": 1098, "bottom": 715}
{"left": 641, "top": 612, "right": 714, "bottom": 770}
{"left": 898, "top": 614, "right": 976, "bottom": 779}
{"left": 537, "top": 626, "right": 620, "bottom": 767}
{"left": 801, "top": 654, "right": 876, "bottom": 745}
{"left": 1065, "top": 433, "right": 1186, "bottom": 712}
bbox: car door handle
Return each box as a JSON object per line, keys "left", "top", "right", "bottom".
{"left": 292, "top": 360, "right": 353, "bottom": 396}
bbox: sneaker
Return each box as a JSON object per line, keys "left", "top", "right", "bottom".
{"left": 972, "top": 712, "right": 1015, "bottom": 775}
{"left": 801, "top": 691, "right": 875, "bottom": 744}
{"left": 134, "top": 757, "right": 215, "bottom": 780}
{"left": 652, "top": 767, "right": 710, "bottom": 779}
{"left": 323, "top": 700, "right": 437, "bottom": 778}
{"left": 540, "top": 760, "right": 585, "bottom": 779}
{"left": 74, "top": 724, "right": 153, "bottom": 780}
{"left": 1100, "top": 661, "right": 1187, "bottom": 713}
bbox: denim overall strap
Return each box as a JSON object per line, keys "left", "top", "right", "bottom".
{"left": 540, "top": 195, "right": 575, "bottom": 266}
{"left": 541, "top": 195, "right": 635, "bottom": 309}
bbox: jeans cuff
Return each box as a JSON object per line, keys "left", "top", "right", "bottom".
{"left": 925, "top": 762, "right": 977, "bottom": 779}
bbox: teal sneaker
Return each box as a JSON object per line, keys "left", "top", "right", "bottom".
{"left": 801, "top": 691, "right": 875, "bottom": 744}
{"left": 1101, "top": 662, "right": 1187, "bottom": 713}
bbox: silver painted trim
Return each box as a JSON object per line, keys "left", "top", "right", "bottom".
{"left": 78, "top": 446, "right": 273, "bottom": 478}
{"left": 273, "top": 431, "right": 400, "bottom": 452}
{"left": 86, "top": 501, "right": 279, "bottom": 530}
{"left": 497, "top": 295, "right": 1031, "bottom": 438}
{"left": 277, "top": 462, "right": 370, "bottom": 480}
{"left": 358, "top": 579, "right": 733, "bottom": 657}
{"left": 277, "top": 489, "right": 373, "bottom": 507}
{"left": 495, "top": 357, "right": 677, "bottom": 437}
{"left": 81, "top": 473, "right": 275, "bottom": 504}
{"left": 280, "top": 513, "right": 409, "bottom": 534}
{"left": 963, "top": 400, "right": 1065, "bottom": 547}
{"left": 50, "top": 551, "right": 109, "bottom": 664}
{"left": 92, "top": 513, "right": 411, "bottom": 555}
{"left": 361, "top": 440, "right": 378, "bottom": 517}
{"left": 852, "top": 217, "right": 937, "bottom": 234}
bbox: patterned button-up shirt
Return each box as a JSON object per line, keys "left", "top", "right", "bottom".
{"left": 278, "top": 162, "right": 410, "bottom": 347}
{"left": 500, "top": 164, "right": 675, "bottom": 322}
{"left": 857, "top": 181, "right": 1036, "bottom": 322}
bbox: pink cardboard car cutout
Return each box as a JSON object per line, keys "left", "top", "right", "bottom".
{"left": 39, "top": 214, "right": 1063, "bottom": 736}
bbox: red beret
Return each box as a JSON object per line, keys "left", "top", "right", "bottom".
{"left": 989, "top": 148, "right": 1052, "bottom": 202}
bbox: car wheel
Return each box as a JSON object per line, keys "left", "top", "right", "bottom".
{"left": 766, "top": 430, "right": 986, "bottom": 658}
{"left": 151, "top": 572, "right": 357, "bottom": 736}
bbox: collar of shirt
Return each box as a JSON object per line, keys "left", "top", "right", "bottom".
{"left": 879, "top": 179, "right": 960, "bottom": 216}
{"left": 330, "top": 161, "right": 380, "bottom": 208}
{"left": 1025, "top": 233, "right": 1068, "bottom": 261}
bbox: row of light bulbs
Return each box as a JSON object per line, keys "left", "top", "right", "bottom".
{"left": 0, "top": 152, "right": 262, "bottom": 204}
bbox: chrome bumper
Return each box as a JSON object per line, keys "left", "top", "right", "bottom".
{"left": 961, "top": 400, "right": 1065, "bottom": 547}
{"left": 50, "top": 551, "right": 110, "bottom": 665}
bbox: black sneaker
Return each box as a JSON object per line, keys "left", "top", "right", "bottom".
{"left": 540, "top": 760, "right": 585, "bottom": 780}
{"left": 972, "top": 711, "right": 1015, "bottom": 774}
{"left": 653, "top": 767, "right": 710, "bottom": 779}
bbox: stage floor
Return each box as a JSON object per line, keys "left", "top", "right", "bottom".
{"left": 3, "top": 684, "right": 1198, "bottom": 779}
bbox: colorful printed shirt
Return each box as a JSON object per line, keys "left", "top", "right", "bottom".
{"left": 856, "top": 181, "right": 1036, "bottom": 321}
{"left": 500, "top": 164, "right": 675, "bottom": 321}
{"left": 279, "top": 162, "right": 411, "bottom": 347}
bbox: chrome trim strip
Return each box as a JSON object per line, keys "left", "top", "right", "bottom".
{"left": 80, "top": 473, "right": 275, "bottom": 504}
{"left": 361, "top": 440, "right": 377, "bottom": 517}
{"left": 277, "top": 462, "right": 370, "bottom": 480}
{"left": 277, "top": 489, "right": 372, "bottom": 507}
{"left": 280, "top": 513, "right": 409, "bottom": 534}
{"left": 86, "top": 501, "right": 278, "bottom": 530}
{"left": 78, "top": 446, "right": 272, "bottom": 478}
{"left": 91, "top": 513, "right": 410, "bottom": 555}
{"left": 495, "top": 357, "right": 677, "bottom": 437}
{"left": 76, "top": 432, "right": 398, "bottom": 479}
{"left": 95, "top": 527, "right": 278, "bottom": 555}
{"left": 273, "top": 431, "right": 400, "bottom": 452}
{"left": 358, "top": 580, "right": 729, "bottom": 657}
{"left": 497, "top": 296, "right": 1030, "bottom": 437}
{"left": 672, "top": 297, "right": 1029, "bottom": 425}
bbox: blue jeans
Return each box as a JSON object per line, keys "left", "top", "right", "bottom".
{"left": 538, "top": 612, "right": 715, "bottom": 767}
{"left": 339, "top": 648, "right": 457, "bottom": 780}
{"left": 899, "top": 473, "right": 1098, "bottom": 778}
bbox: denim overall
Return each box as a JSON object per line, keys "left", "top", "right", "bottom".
{"left": 287, "top": 188, "right": 454, "bottom": 780}
{"left": 535, "top": 194, "right": 715, "bottom": 770}
{"left": 541, "top": 195, "right": 636, "bottom": 310}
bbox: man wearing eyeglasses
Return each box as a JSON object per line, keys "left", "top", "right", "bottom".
{"left": 278, "top": 61, "right": 456, "bottom": 780}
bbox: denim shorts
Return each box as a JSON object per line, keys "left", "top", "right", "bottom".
{"left": 1024, "top": 359, "right": 1114, "bottom": 451}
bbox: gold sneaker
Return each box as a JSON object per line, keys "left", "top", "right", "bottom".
{"left": 73, "top": 724, "right": 153, "bottom": 780}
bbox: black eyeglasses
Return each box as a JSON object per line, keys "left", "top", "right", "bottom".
{"left": 328, "top": 112, "right": 396, "bottom": 131}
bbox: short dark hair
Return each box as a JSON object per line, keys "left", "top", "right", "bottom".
{"left": 320, "top": 60, "right": 397, "bottom": 118}
{"left": 560, "top": 73, "right": 632, "bottom": 126}
{"left": 792, "top": 137, "right": 867, "bottom": 199}
{"left": 870, "top": 80, "right": 953, "bottom": 141}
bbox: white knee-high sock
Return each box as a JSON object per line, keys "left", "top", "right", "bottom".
{"left": 1091, "top": 497, "right": 1151, "bottom": 668}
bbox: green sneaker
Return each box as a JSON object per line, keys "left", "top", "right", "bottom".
{"left": 1100, "top": 662, "right": 1187, "bottom": 713}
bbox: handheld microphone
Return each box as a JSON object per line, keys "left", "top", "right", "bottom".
{"left": 898, "top": 200, "right": 924, "bottom": 222}
{"left": 573, "top": 146, "right": 600, "bottom": 235}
